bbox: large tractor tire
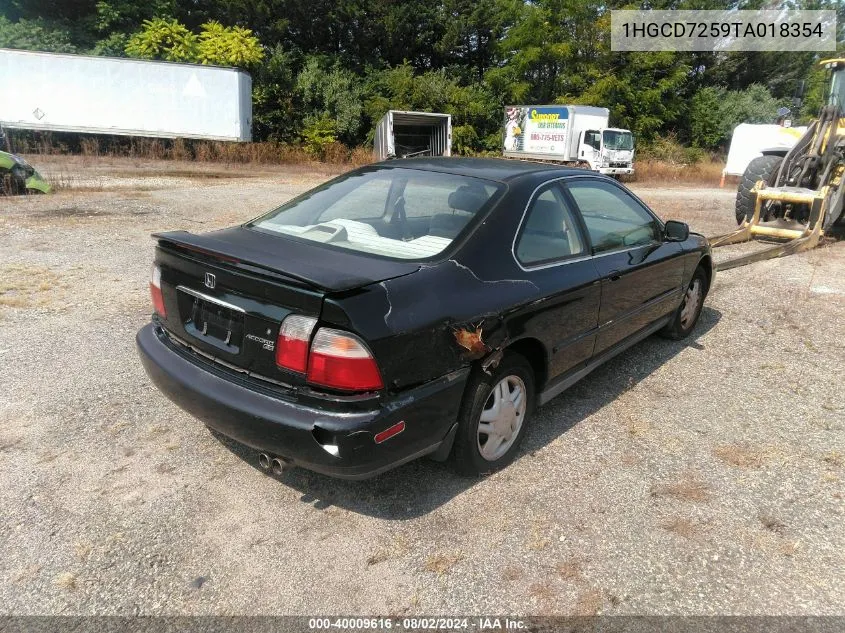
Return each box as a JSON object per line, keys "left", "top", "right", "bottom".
{"left": 735, "top": 155, "right": 783, "bottom": 224}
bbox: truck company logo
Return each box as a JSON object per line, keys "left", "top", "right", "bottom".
{"left": 530, "top": 109, "right": 561, "bottom": 121}
{"left": 529, "top": 107, "right": 569, "bottom": 121}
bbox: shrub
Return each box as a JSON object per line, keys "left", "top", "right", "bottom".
{"left": 301, "top": 116, "right": 338, "bottom": 159}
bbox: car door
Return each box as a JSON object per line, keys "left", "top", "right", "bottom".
{"left": 563, "top": 178, "right": 685, "bottom": 355}
{"left": 512, "top": 182, "right": 601, "bottom": 382}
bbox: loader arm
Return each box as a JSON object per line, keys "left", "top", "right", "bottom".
{"left": 713, "top": 59, "right": 845, "bottom": 271}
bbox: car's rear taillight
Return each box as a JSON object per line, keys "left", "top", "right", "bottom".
{"left": 150, "top": 265, "right": 166, "bottom": 317}
{"left": 275, "top": 316, "right": 383, "bottom": 392}
{"left": 306, "top": 327, "right": 383, "bottom": 392}
{"left": 275, "top": 315, "right": 317, "bottom": 373}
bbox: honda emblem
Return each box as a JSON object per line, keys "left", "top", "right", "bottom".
{"left": 204, "top": 272, "right": 216, "bottom": 289}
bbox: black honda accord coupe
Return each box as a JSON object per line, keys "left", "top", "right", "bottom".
{"left": 137, "top": 158, "right": 713, "bottom": 479}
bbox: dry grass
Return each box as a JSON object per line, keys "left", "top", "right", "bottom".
{"left": 779, "top": 540, "right": 802, "bottom": 557}
{"left": 501, "top": 565, "right": 523, "bottom": 582}
{"left": 12, "top": 565, "right": 42, "bottom": 585}
{"left": 662, "top": 517, "right": 700, "bottom": 540}
{"left": 53, "top": 572, "right": 77, "bottom": 591}
{"left": 528, "top": 579, "right": 557, "bottom": 605}
{"left": 423, "top": 552, "right": 463, "bottom": 575}
{"left": 73, "top": 542, "right": 92, "bottom": 560}
{"left": 758, "top": 512, "right": 787, "bottom": 533}
{"left": 822, "top": 452, "right": 843, "bottom": 468}
{"left": 574, "top": 587, "right": 603, "bottom": 616}
{"left": 624, "top": 414, "right": 651, "bottom": 437}
{"left": 0, "top": 264, "right": 61, "bottom": 310}
{"left": 651, "top": 475, "right": 711, "bottom": 502}
{"left": 13, "top": 133, "right": 375, "bottom": 168}
{"left": 556, "top": 559, "right": 583, "bottom": 581}
{"left": 634, "top": 159, "right": 725, "bottom": 186}
{"left": 528, "top": 523, "right": 552, "bottom": 551}
{"left": 713, "top": 444, "right": 766, "bottom": 468}
{"left": 367, "top": 535, "right": 409, "bottom": 566}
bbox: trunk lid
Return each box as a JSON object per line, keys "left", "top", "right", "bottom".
{"left": 154, "top": 228, "right": 420, "bottom": 292}
{"left": 153, "top": 228, "right": 419, "bottom": 381}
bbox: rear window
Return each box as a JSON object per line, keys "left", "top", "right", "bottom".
{"left": 249, "top": 167, "right": 502, "bottom": 260}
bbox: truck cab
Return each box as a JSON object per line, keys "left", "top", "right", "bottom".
{"left": 578, "top": 128, "right": 635, "bottom": 176}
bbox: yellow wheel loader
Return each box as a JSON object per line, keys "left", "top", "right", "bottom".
{"left": 713, "top": 58, "right": 845, "bottom": 271}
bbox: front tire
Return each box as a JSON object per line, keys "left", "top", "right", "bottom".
{"left": 661, "top": 267, "right": 707, "bottom": 340}
{"left": 450, "top": 354, "right": 535, "bottom": 476}
{"left": 735, "top": 155, "right": 782, "bottom": 224}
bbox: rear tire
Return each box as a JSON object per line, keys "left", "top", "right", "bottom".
{"left": 735, "top": 155, "right": 782, "bottom": 224}
{"left": 660, "top": 267, "right": 707, "bottom": 340}
{"left": 449, "top": 354, "right": 535, "bottom": 476}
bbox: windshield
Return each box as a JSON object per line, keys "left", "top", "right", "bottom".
{"left": 249, "top": 167, "right": 502, "bottom": 260}
{"left": 602, "top": 130, "right": 634, "bottom": 151}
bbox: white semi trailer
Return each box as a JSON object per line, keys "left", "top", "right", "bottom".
{"left": 374, "top": 110, "right": 451, "bottom": 161}
{"left": 503, "top": 105, "right": 634, "bottom": 176}
{"left": 0, "top": 48, "right": 252, "bottom": 141}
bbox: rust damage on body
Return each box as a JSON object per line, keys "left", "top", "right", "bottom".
{"left": 453, "top": 323, "right": 488, "bottom": 357}
{"left": 373, "top": 258, "right": 537, "bottom": 388}
{"left": 452, "top": 316, "right": 510, "bottom": 374}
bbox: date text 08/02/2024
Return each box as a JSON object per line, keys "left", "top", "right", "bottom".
{"left": 307, "top": 617, "right": 528, "bottom": 630}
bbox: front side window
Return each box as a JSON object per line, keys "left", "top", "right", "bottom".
{"left": 515, "top": 185, "right": 586, "bottom": 266}
{"left": 566, "top": 180, "right": 660, "bottom": 253}
{"left": 249, "top": 168, "right": 502, "bottom": 260}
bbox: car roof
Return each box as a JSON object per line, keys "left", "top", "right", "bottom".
{"left": 374, "top": 157, "right": 589, "bottom": 183}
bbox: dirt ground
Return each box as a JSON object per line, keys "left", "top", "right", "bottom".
{"left": 1, "top": 156, "right": 843, "bottom": 616}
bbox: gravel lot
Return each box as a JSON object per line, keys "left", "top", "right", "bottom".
{"left": 1, "top": 157, "right": 843, "bottom": 616}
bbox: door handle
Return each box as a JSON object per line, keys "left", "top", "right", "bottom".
{"left": 608, "top": 270, "right": 622, "bottom": 281}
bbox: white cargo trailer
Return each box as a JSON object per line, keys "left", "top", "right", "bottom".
{"left": 503, "top": 104, "right": 634, "bottom": 176}
{"left": 0, "top": 48, "right": 252, "bottom": 141}
{"left": 374, "top": 110, "right": 451, "bottom": 160}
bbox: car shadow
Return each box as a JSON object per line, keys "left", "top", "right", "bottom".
{"left": 211, "top": 306, "right": 722, "bottom": 520}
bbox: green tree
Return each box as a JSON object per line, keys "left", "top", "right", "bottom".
{"left": 689, "top": 84, "right": 784, "bottom": 150}
{"left": 295, "top": 55, "right": 365, "bottom": 145}
{"left": 197, "top": 21, "right": 264, "bottom": 67}
{"left": 125, "top": 17, "right": 263, "bottom": 67}
{"left": 125, "top": 17, "right": 197, "bottom": 62}
{"left": 0, "top": 16, "right": 78, "bottom": 52}
{"left": 252, "top": 44, "right": 298, "bottom": 142}
{"left": 437, "top": 0, "right": 520, "bottom": 80}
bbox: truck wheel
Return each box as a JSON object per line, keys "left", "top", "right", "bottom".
{"left": 449, "top": 353, "right": 535, "bottom": 476}
{"left": 735, "top": 155, "right": 782, "bottom": 224}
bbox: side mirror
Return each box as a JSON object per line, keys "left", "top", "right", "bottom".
{"left": 664, "top": 220, "right": 689, "bottom": 242}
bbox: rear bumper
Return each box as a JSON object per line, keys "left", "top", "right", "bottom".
{"left": 136, "top": 323, "right": 468, "bottom": 479}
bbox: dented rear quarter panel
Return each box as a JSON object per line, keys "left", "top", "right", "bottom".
{"left": 320, "top": 173, "right": 605, "bottom": 394}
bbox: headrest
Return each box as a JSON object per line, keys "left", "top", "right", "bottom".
{"left": 448, "top": 185, "right": 487, "bottom": 212}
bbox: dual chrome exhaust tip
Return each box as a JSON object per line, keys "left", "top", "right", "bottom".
{"left": 258, "top": 452, "right": 291, "bottom": 475}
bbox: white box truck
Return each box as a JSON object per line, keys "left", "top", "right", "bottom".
{"left": 503, "top": 105, "right": 634, "bottom": 176}
{"left": 374, "top": 110, "right": 451, "bottom": 160}
{"left": 0, "top": 48, "right": 252, "bottom": 141}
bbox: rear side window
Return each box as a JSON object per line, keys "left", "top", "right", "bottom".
{"left": 515, "top": 185, "right": 585, "bottom": 266}
{"left": 566, "top": 180, "right": 660, "bottom": 253}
